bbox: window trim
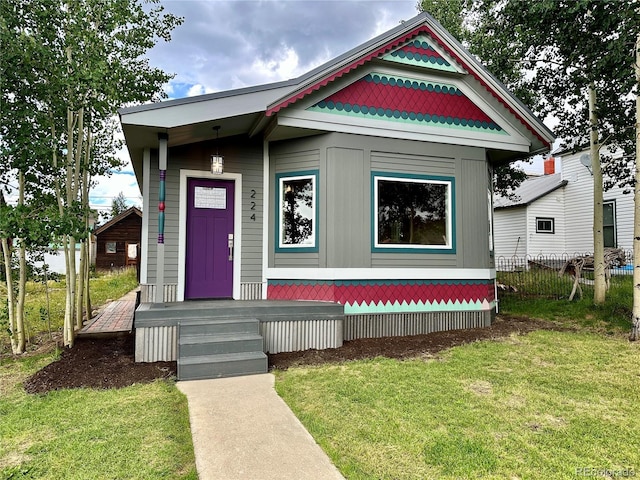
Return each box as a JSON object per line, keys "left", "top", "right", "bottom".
{"left": 371, "top": 171, "right": 456, "bottom": 253}
{"left": 275, "top": 170, "right": 319, "bottom": 253}
{"left": 535, "top": 217, "right": 555, "bottom": 234}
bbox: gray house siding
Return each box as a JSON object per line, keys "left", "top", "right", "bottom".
{"left": 145, "top": 136, "right": 264, "bottom": 286}
{"left": 270, "top": 137, "right": 323, "bottom": 269}
{"left": 268, "top": 132, "right": 491, "bottom": 270}
{"left": 460, "top": 155, "right": 492, "bottom": 269}
{"left": 326, "top": 146, "right": 369, "bottom": 267}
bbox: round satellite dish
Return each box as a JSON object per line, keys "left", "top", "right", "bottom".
{"left": 579, "top": 153, "right": 591, "bottom": 167}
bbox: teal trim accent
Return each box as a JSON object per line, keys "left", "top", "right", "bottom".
{"left": 275, "top": 170, "right": 319, "bottom": 254}
{"left": 307, "top": 105, "right": 507, "bottom": 134}
{"left": 159, "top": 179, "right": 165, "bottom": 201}
{"left": 344, "top": 299, "right": 496, "bottom": 315}
{"left": 158, "top": 212, "right": 165, "bottom": 234}
{"left": 370, "top": 171, "right": 456, "bottom": 254}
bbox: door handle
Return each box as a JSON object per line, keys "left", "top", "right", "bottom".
{"left": 228, "top": 233, "right": 234, "bottom": 261}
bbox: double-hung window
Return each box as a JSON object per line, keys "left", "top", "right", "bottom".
{"left": 603, "top": 201, "right": 616, "bottom": 248}
{"left": 373, "top": 172, "right": 454, "bottom": 252}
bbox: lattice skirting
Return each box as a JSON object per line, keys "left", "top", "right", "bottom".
{"left": 344, "top": 310, "right": 492, "bottom": 341}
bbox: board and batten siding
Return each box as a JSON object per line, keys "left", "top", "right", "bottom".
{"left": 144, "top": 136, "right": 264, "bottom": 287}
{"left": 269, "top": 132, "right": 491, "bottom": 270}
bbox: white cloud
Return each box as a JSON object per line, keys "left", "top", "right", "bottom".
{"left": 248, "top": 46, "right": 302, "bottom": 83}
{"left": 187, "top": 84, "right": 207, "bottom": 97}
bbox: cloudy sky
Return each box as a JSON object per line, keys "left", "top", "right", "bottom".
{"left": 91, "top": 0, "right": 420, "bottom": 214}
{"left": 93, "top": 0, "right": 550, "bottom": 216}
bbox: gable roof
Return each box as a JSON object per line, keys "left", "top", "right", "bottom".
{"left": 263, "top": 16, "right": 552, "bottom": 147}
{"left": 119, "top": 12, "right": 554, "bottom": 177}
{"left": 94, "top": 207, "right": 142, "bottom": 236}
{"left": 494, "top": 173, "right": 567, "bottom": 209}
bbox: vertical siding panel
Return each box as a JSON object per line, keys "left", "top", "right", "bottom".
{"left": 326, "top": 147, "right": 368, "bottom": 267}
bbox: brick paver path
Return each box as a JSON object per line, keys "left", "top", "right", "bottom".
{"left": 79, "top": 290, "right": 137, "bottom": 335}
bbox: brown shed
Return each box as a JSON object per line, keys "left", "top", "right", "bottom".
{"left": 94, "top": 207, "right": 142, "bottom": 274}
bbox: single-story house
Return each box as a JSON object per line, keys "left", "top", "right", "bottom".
{"left": 94, "top": 206, "right": 142, "bottom": 274}
{"left": 119, "top": 12, "right": 554, "bottom": 379}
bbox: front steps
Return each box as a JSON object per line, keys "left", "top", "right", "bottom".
{"left": 134, "top": 300, "right": 345, "bottom": 377}
{"left": 178, "top": 318, "right": 267, "bottom": 380}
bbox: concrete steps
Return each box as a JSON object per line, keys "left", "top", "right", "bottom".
{"left": 178, "top": 317, "right": 267, "bottom": 380}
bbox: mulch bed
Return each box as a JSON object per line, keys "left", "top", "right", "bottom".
{"left": 21, "top": 315, "right": 561, "bottom": 394}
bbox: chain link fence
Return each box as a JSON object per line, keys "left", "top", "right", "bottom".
{"left": 495, "top": 250, "right": 633, "bottom": 299}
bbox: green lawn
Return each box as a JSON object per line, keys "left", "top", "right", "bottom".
{"left": 0, "top": 350, "right": 197, "bottom": 480}
{"left": 1, "top": 269, "right": 197, "bottom": 479}
{"left": 3, "top": 270, "right": 639, "bottom": 479}
{"left": 275, "top": 331, "right": 640, "bottom": 479}
{"left": 499, "top": 275, "right": 633, "bottom": 332}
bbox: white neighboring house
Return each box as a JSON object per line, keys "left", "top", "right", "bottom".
{"left": 494, "top": 148, "right": 634, "bottom": 260}
{"left": 494, "top": 168, "right": 567, "bottom": 259}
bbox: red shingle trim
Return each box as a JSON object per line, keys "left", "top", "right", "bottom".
{"left": 266, "top": 24, "right": 550, "bottom": 148}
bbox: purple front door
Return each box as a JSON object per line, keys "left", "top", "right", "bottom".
{"left": 185, "top": 178, "right": 234, "bottom": 299}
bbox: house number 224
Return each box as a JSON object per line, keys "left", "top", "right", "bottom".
{"left": 250, "top": 189, "right": 257, "bottom": 221}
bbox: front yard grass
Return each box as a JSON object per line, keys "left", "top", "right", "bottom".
{"left": 0, "top": 350, "right": 197, "bottom": 480}
{"left": 1, "top": 268, "right": 196, "bottom": 480}
{"left": 275, "top": 330, "right": 640, "bottom": 479}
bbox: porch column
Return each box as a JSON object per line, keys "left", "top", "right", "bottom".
{"left": 140, "top": 147, "right": 150, "bottom": 284}
{"left": 155, "top": 133, "right": 168, "bottom": 304}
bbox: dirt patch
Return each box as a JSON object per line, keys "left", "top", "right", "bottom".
{"left": 20, "top": 315, "right": 561, "bottom": 394}
{"left": 268, "top": 314, "right": 562, "bottom": 369}
{"left": 23, "top": 335, "right": 175, "bottom": 394}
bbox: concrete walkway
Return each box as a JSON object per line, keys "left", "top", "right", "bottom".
{"left": 177, "top": 374, "right": 345, "bottom": 480}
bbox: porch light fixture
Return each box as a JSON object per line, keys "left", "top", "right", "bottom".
{"left": 210, "top": 125, "right": 224, "bottom": 174}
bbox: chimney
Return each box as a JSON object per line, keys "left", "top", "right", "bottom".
{"left": 544, "top": 156, "right": 555, "bottom": 175}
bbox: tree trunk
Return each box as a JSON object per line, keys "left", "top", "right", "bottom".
{"left": 1, "top": 236, "right": 20, "bottom": 354}
{"left": 590, "top": 84, "right": 606, "bottom": 304}
{"left": 63, "top": 236, "right": 76, "bottom": 347}
{"left": 631, "top": 32, "right": 640, "bottom": 341}
{"left": 0, "top": 192, "right": 20, "bottom": 353}
{"left": 16, "top": 240, "right": 27, "bottom": 353}
{"left": 76, "top": 239, "right": 86, "bottom": 330}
